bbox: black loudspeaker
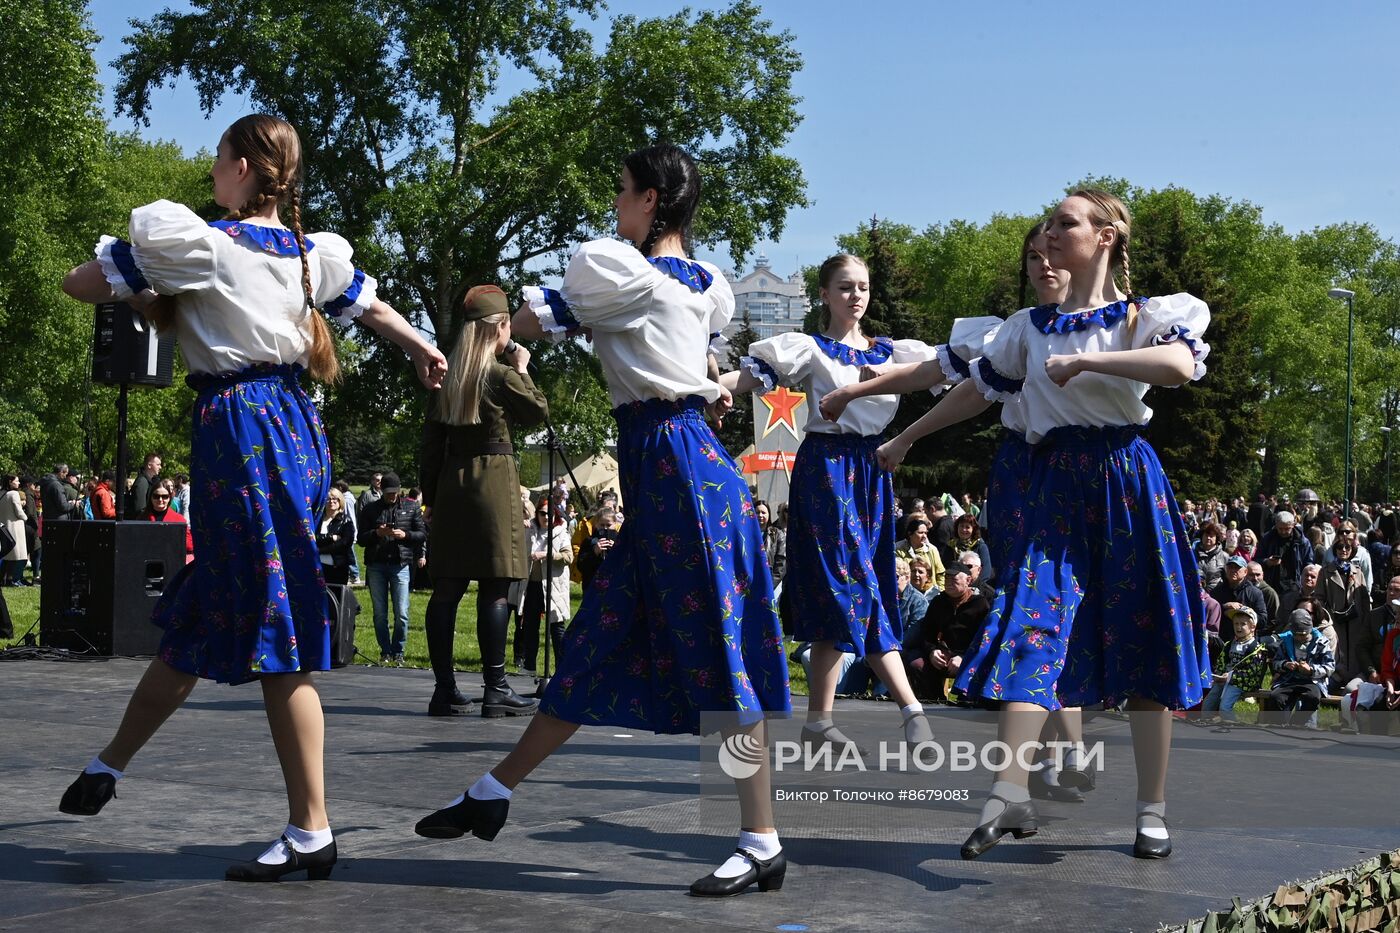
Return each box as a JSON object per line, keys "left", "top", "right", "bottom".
{"left": 326, "top": 584, "right": 359, "bottom": 668}
{"left": 40, "top": 520, "right": 188, "bottom": 656}
{"left": 92, "top": 301, "right": 175, "bottom": 388}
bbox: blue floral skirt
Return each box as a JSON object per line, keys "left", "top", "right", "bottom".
{"left": 954, "top": 425, "right": 1209, "bottom": 710}
{"left": 539, "top": 397, "right": 791, "bottom": 735}
{"left": 154, "top": 365, "right": 332, "bottom": 685}
{"left": 985, "top": 429, "right": 1031, "bottom": 584}
{"left": 784, "top": 432, "right": 901, "bottom": 656}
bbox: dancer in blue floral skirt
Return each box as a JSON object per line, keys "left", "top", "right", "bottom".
{"left": 58, "top": 115, "right": 447, "bottom": 881}
{"left": 721, "top": 253, "right": 939, "bottom": 755}
{"left": 415, "top": 144, "right": 792, "bottom": 898}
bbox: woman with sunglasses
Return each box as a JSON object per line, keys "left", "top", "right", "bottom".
{"left": 144, "top": 482, "right": 193, "bottom": 562}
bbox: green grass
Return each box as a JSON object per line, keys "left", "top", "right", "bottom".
{"left": 0, "top": 547, "right": 813, "bottom": 693}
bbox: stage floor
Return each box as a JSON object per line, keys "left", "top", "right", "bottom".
{"left": 1, "top": 657, "right": 1396, "bottom": 932}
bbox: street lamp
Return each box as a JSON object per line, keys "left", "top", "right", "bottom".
{"left": 1329, "top": 287, "right": 1356, "bottom": 518}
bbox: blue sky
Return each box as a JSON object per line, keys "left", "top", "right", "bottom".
{"left": 90, "top": 1, "right": 1400, "bottom": 278}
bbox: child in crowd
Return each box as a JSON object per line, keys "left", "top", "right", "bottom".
{"left": 1201, "top": 604, "right": 1269, "bottom": 722}
{"left": 1265, "top": 609, "right": 1336, "bottom": 728}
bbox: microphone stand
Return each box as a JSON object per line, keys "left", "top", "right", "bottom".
{"left": 526, "top": 355, "right": 592, "bottom": 699}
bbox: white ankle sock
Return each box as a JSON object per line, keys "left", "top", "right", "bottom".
{"left": 257, "top": 824, "right": 333, "bottom": 864}
{"left": 806, "top": 717, "right": 834, "bottom": 731}
{"left": 1136, "top": 799, "right": 1168, "bottom": 840}
{"left": 1040, "top": 766, "right": 1061, "bottom": 788}
{"left": 85, "top": 756, "right": 123, "bottom": 780}
{"left": 900, "top": 703, "right": 923, "bottom": 717}
{"left": 1064, "top": 746, "right": 1084, "bottom": 771}
{"left": 979, "top": 780, "right": 1030, "bottom": 825}
{"left": 713, "top": 830, "right": 781, "bottom": 878}
{"left": 467, "top": 772, "right": 512, "bottom": 801}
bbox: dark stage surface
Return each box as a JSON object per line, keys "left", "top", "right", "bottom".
{"left": 2, "top": 658, "right": 1396, "bottom": 932}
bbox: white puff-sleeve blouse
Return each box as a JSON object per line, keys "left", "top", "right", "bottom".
{"left": 94, "top": 199, "right": 376, "bottom": 375}
{"left": 960, "top": 294, "right": 1211, "bottom": 444}
{"left": 522, "top": 238, "right": 730, "bottom": 406}
{"left": 743, "top": 332, "right": 937, "bottom": 436}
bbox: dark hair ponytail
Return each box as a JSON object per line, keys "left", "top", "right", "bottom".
{"left": 622, "top": 143, "right": 701, "bottom": 257}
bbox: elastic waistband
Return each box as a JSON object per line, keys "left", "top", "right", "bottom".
{"left": 187, "top": 363, "right": 304, "bottom": 392}
{"left": 801, "top": 431, "right": 881, "bottom": 450}
{"left": 1035, "top": 424, "right": 1147, "bottom": 450}
{"left": 611, "top": 395, "right": 707, "bottom": 427}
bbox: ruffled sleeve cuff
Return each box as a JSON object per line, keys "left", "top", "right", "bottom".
{"left": 323, "top": 269, "right": 377, "bottom": 321}
{"left": 740, "top": 355, "right": 779, "bottom": 395}
{"left": 523, "top": 286, "right": 581, "bottom": 343}
{"left": 935, "top": 342, "right": 971, "bottom": 384}
{"left": 95, "top": 235, "right": 151, "bottom": 300}
{"left": 1153, "top": 325, "right": 1211, "bottom": 382}
{"left": 708, "top": 330, "right": 729, "bottom": 359}
{"left": 969, "top": 356, "right": 1023, "bottom": 402}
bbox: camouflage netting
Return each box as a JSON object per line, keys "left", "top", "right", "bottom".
{"left": 1164, "top": 849, "right": 1400, "bottom": 933}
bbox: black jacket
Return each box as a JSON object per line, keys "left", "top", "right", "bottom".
{"left": 357, "top": 496, "right": 427, "bottom": 565}
{"left": 316, "top": 513, "right": 355, "bottom": 569}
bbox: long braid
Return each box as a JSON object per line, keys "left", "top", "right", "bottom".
{"left": 639, "top": 212, "right": 667, "bottom": 258}
{"left": 1116, "top": 231, "right": 1138, "bottom": 337}
{"left": 289, "top": 183, "right": 340, "bottom": 384}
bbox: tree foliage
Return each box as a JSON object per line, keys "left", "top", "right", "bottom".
{"left": 111, "top": 0, "right": 809, "bottom": 470}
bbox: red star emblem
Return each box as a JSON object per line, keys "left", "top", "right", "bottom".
{"left": 759, "top": 385, "right": 805, "bottom": 440}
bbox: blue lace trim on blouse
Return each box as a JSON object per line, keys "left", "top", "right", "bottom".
{"left": 324, "top": 269, "right": 366, "bottom": 318}
{"left": 978, "top": 357, "right": 1024, "bottom": 394}
{"left": 1029, "top": 299, "right": 1139, "bottom": 336}
{"left": 811, "top": 333, "right": 894, "bottom": 367}
{"left": 109, "top": 239, "right": 151, "bottom": 293}
{"left": 539, "top": 287, "right": 581, "bottom": 331}
{"left": 209, "top": 220, "right": 315, "bottom": 255}
{"left": 939, "top": 344, "right": 971, "bottom": 379}
{"left": 746, "top": 355, "right": 780, "bottom": 388}
{"left": 647, "top": 256, "right": 713, "bottom": 293}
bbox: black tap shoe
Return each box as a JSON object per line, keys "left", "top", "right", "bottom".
{"left": 689, "top": 849, "right": 786, "bottom": 897}
{"left": 414, "top": 793, "right": 509, "bottom": 841}
{"left": 59, "top": 771, "right": 117, "bottom": 816}
{"left": 960, "top": 796, "right": 1038, "bottom": 860}
{"left": 225, "top": 837, "right": 337, "bottom": 882}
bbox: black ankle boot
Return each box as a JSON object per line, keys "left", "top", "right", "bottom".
{"left": 59, "top": 771, "right": 117, "bottom": 816}
{"left": 225, "top": 837, "right": 337, "bottom": 881}
{"left": 960, "top": 795, "right": 1038, "bottom": 859}
{"left": 428, "top": 686, "right": 471, "bottom": 717}
{"left": 477, "top": 593, "right": 538, "bottom": 718}
{"left": 689, "top": 849, "right": 787, "bottom": 896}
{"left": 415, "top": 793, "right": 509, "bottom": 841}
{"left": 482, "top": 682, "right": 539, "bottom": 718}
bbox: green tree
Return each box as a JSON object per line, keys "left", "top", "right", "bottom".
{"left": 113, "top": 0, "right": 809, "bottom": 465}
{"left": 716, "top": 309, "right": 760, "bottom": 454}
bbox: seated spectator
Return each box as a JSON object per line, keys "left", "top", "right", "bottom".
{"left": 908, "top": 562, "right": 989, "bottom": 703}
{"left": 1277, "top": 563, "right": 1324, "bottom": 636}
{"left": 1378, "top": 624, "right": 1400, "bottom": 712}
{"left": 144, "top": 484, "right": 193, "bottom": 561}
{"left": 1258, "top": 510, "right": 1311, "bottom": 595}
{"left": 1246, "top": 561, "right": 1280, "bottom": 631}
{"left": 955, "top": 549, "right": 996, "bottom": 602}
{"left": 1201, "top": 604, "right": 1270, "bottom": 722}
{"left": 894, "top": 557, "right": 930, "bottom": 660}
{"left": 908, "top": 556, "right": 939, "bottom": 598}
{"left": 755, "top": 499, "right": 786, "bottom": 589}
{"left": 1195, "top": 522, "right": 1228, "bottom": 592}
{"left": 315, "top": 494, "right": 355, "bottom": 585}
{"left": 1375, "top": 546, "right": 1400, "bottom": 606}
{"left": 1211, "top": 555, "right": 1268, "bottom": 628}
{"left": 1330, "top": 575, "right": 1390, "bottom": 694}
{"left": 896, "top": 517, "right": 947, "bottom": 589}
{"left": 1265, "top": 609, "right": 1336, "bottom": 727}
{"left": 943, "top": 513, "right": 993, "bottom": 585}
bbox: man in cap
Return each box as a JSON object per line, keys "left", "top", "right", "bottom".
{"left": 1245, "top": 561, "right": 1279, "bottom": 632}
{"left": 1265, "top": 609, "right": 1336, "bottom": 727}
{"left": 1210, "top": 555, "right": 1269, "bottom": 628}
{"left": 357, "top": 471, "right": 427, "bottom": 665}
{"left": 1257, "top": 510, "right": 1313, "bottom": 595}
